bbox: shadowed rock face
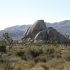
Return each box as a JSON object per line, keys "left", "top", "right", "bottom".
{"left": 34, "top": 27, "right": 66, "bottom": 43}
{"left": 22, "top": 20, "right": 67, "bottom": 43}
{"left": 46, "top": 27, "right": 66, "bottom": 43}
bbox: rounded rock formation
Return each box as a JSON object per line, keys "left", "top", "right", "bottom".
{"left": 22, "top": 20, "right": 46, "bottom": 41}
{"left": 22, "top": 20, "right": 67, "bottom": 43}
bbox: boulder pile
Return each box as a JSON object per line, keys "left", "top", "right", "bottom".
{"left": 22, "top": 20, "right": 66, "bottom": 43}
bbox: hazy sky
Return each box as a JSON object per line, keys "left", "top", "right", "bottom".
{"left": 0, "top": 0, "right": 70, "bottom": 30}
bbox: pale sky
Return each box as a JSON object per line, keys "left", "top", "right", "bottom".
{"left": 0, "top": 0, "right": 70, "bottom": 30}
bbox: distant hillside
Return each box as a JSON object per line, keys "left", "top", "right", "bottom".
{"left": 0, "top": 20, "right": 70, "bottom": 40}
{"left": 4, "top": 25, "right": 31, "bottom": 31}
{"left": 0, "top": 30, "right": 25, "bottom": 40}
{"left": 0, "top": 25, "right": 30, "bottom": 40}
{"left": 46, "top": 20, "right": 70, "bottom": 36}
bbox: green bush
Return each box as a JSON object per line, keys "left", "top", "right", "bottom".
{"left": 45, "top": 48, "right": 55, "bottom": 54}
{"left": 0, "top": 44, "right": 6, "bottom": 52}
{"left": 16, "top": 50, "right": 24, "bottom": 57}
{"left": 27, "top": 48, "right": 43, "bottom": 57}
{"left": 30, "top": 43, "right": 42, "bottom": 46}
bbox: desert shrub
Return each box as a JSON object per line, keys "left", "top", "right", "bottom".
{"left": 27, "top": 48, "right": 43, "bottom": 57}
{"left": 16, "top": 50, "right": 24, "bottom": 57}
{"left": 0, "top": 40, "right": 7, "bottom": 45}
{"left": 31, "top": 43, "right": 42, "bottom": 46}
{"left": 0, "top": 57, "right": 4, "bottom": 62}
{"left": 33, "top": 55, "right": 47, "bottom": 63}
{"left": 4, "top": 63, "right": 13, "bottom": 70}
{"left": 35, "top": 62, "right": 49, "bottom": 70}
{"left": 21, "top": 54, "right": 33, "bottom": 60}
{"left": 52, "top": 53, "right": 62, "bottom": 58}
{"left": 47, "top": 58, "right": 65, "bottom": 69}
{"left": 62, "top": 54, "right": 70, "bottom": 61}
{"left": 15, "top": 60, "right": 35, "bottom": 70}
{"left": 45, "top": 48, "right": 55, "bottom": 54}
{"left": 0, "top": 44, "right": 6, "bottom": 53}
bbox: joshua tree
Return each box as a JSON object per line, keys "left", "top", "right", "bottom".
{"left": 66, "top": 34, "right": 70, "bottom": 46}
{"left": 3, "top": 33, "right": 13, "bottom": 49}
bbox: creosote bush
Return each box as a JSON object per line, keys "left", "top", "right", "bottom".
{"left": 16, "top": 50, "right": 24, "bottom": 57}
{"left": 46, "top": 48, "right": 55, "bottom": 54}
{"left": 27, "top": 48, "right": 43, "bottom": 57}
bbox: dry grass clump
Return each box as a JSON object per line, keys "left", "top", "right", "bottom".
{"left": 14, "top": 60, "right": 35, "bottom": 70}
{"left": 15, "top": 64, "right": 31, "bottom": 70}
{"left": 34, "top": 62, "right": 49, "bottom": 70}
{"left": 65, "top": 62, "right": 70, "bottom": 70}
{"left": 47, "top": 58, "right": 65, "bottom": 70}
{"left": 62, "top": 54, "right": 70, "bottom": 62}
{"left": 31, "top": 67, "right": 45, "bottom": 70}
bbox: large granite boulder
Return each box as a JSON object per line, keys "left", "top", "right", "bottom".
{"left": 34, "top": 27, "right": 66, "bottom": 43}
{"left": 22, "top": 20, "right": 46, "bottom": 41}
{"left": 47, "top": 27, "right": 66, "bottom": 43}
{"left": 34, "top": 30, "right": 48, "bottom": 41}
{"left": 22, "top": 20, "right": 67, "bottom": 43}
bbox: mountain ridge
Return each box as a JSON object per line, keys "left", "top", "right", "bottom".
{"left": 0, "top": 20, "right": 70, "bottom": 40}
